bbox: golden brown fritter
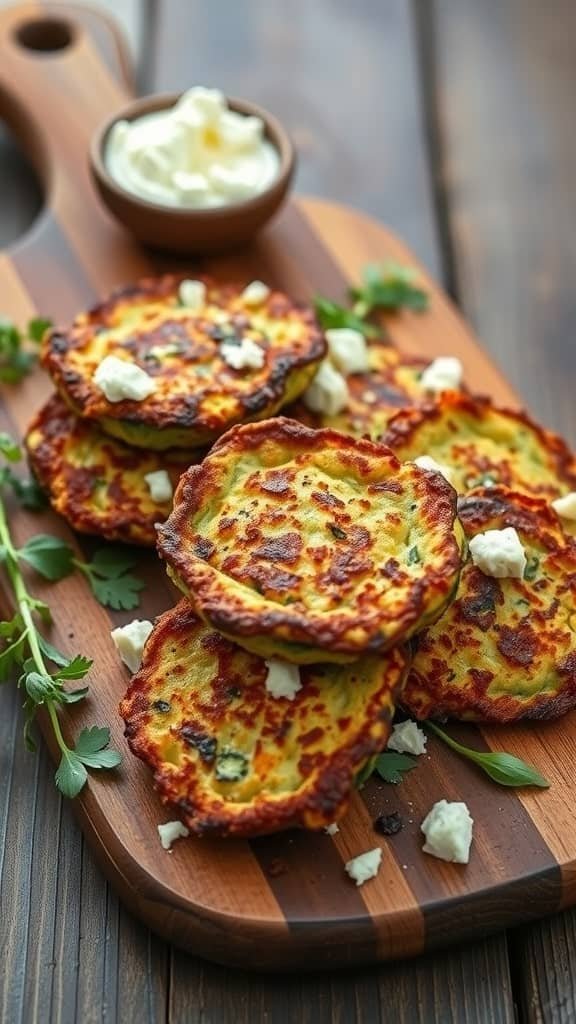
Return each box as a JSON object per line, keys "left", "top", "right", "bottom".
{"left": 286, "top": 342, "right": 429, "bottom": 438}
{"left": 384, "top": 391, "right": 576, "bottom": 498}
{"left": 41, "top": 275, "right": 325, "bottom": 450}
{"left": 26, "top": 393, "right": 195, "bottom": 545}
{"left": 157, "top": 417, "right": 464, "bottom": 663}
{"left": 403, "top": 487, "right": 576, "bottom": 722}
{"left": 119, "top": 600, "right": 407, "bottom": 837}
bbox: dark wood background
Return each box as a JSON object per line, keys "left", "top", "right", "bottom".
{"left": 1, "top": 0, "right": 576, "bottom": 1020}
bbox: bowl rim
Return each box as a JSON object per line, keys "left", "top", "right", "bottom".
{"left": 89, "top": 91, "right": 295, "bottom": 220}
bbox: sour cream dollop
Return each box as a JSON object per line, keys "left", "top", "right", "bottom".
{"left": 105, "top": 86, "right": 280, "bottom": 209}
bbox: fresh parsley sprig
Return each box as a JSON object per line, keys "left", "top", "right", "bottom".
{"left": 426, "top": 721, "right": 549, "bottom": 788}
{"left": 356, "top": 751, "right": 417, "bottom": 787}
{"left": 0, "top": 435, "right": 47, "bottom": 511}
{"left": 15, "top": 533, "right": 145, "bottom": 610}
{"left": 0, "top": 316, "right": 52, "bottom": 384}
{"left": 0, "top": 499, "right": 121, "bottom": 797}
{"left": 314, "top": 261, "right": 428, "bottom": 337}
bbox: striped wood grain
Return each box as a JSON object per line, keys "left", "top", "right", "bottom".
{"left": 0, "top": 0, "right": 571, "bottom": 972}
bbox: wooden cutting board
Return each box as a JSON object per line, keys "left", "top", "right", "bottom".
{"left": 0, "top": 1, "right": 574, "bottom": 971}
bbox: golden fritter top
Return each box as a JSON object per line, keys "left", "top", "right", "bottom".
{"left": 26, "top": 393, "right": 195, "bottom": 545}
{"left": 287, "top": 342, "right": 429, "bottom": 438}
{"left": 384, "top": 391, "right": 576, "bottom": 498}
{"left": 403, "top": 487, "right": 576, "bottom": 722}
{"left": 119, "top": 601, "right": 406, "bottom": 837}
{"left": 158, "top": 417, "right": 464, "bottom": 663}
{"left": 41, "top": 275, "right": 325, "bottom": 449}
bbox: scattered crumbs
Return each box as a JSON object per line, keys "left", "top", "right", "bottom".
{"left": 374, "top": 811, "right": 403, "bottom": 836}
{"left": 68, "top": 632, "right": 75, "bottom": 640}
{"left": 267, "top": 857, "right": 288, "bottom": 877}
{"left": 402, "top": 864, "right": 408, "bottom": 870}
{"left": 324, "top": 822, "right": 340, "bottom": 836}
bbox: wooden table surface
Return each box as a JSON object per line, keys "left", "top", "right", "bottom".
{"left": 2, "top": 0, "right": 576, "bottom": 1020}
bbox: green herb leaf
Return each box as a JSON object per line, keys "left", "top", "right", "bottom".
{"left": 87, "top": 546, "right": 140, "bottom": 579}
{"left": 524, "top": 555, "right": 540, "bottom": 582}
{"left": 407, "top": 544, "right": 421, "bottom": 565}
{"left": 329, "top": 524, "right": 347, "bottom": 540}
{"left": 355, "top": 756, "right": 378, "bottom": 788}
{"left": 28, "top": 317, "right": 52, "bottom": 343}
{"left": 36, "top": 635, "right": 69, "bottom": 666}
{"left": 6, "top": 471, "right": 48, "bottom": 511}
{"left": 24, "top": 670, "right": 56, "bottom": 703}
{"left": 425, "top": 722, "right": 549, "bottom": 788}
{"left": 55, "top": 752, "right": 88, "bottom": 798}
{"left": 18, "top": 534, "right": 75, "bottom": 581}
{"left": 374, "top": 751, "right": 418, "bottom": 784}
{"left": 0, "top": 433, "right": 21, "bottom": 462}
{"left": 90, "top": 573, "right": 145, "bottom": 611}
{"left": 53, "top": 654, "right": 93, "bottom": 681}
{"left": 73, "top": 725, "right": 122, "bottom": 770}
{"left": 0, "top": 631, "right": 27, "bottom": 682}
{"left": 350, "top": 262, "right": 428, "bottom": 314}
{"left": 313, "top": 296, "right": 379, "bottom": 337}
{"left": 58, "top": 685, "right": 89, "bottom": 704}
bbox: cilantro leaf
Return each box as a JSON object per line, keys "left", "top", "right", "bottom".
{"left": 0, "top": 321, "right": 35, "bottom": 384}
{"left": 0, "top": 631, "right": 27, "bottom": 682}
{"left": 18, "top": 534, "right": 75, "bottom": 581}
{"left": 58, "top": 686, "right": 89, "bottom": 704}
{"left": 90, "top": 574, "right": 144, "bottom": 610}
{"left": 53, "top": 654, "right": 93, "bottom": 681}
{"left": 350, "top": 262, "right": 428, "bottom": 314}
{"left": 313, "top": 296, "right": 379, "bottom": 337}
{"left": 37, "top": 634, "right": 69, "bottom": 666}
{"left": 0, "top": 433, "right": 21, "bottom": 462}
{"left": 28, "top": 317, "right": 52, "bottom": 343}
{"left": 6, "top": 472, "right": 48, "bottom": 511}
{"left": 374, "top": 752, "right": 418, "bottom": 784}
{"left": 55, "top": 752, "right": 88, "bottom": 798}
{"left": 87, "top": 546, "right": 140, "bottom": 579}
{"left": 73, "top": 726, "right": 122, "bottom": 770}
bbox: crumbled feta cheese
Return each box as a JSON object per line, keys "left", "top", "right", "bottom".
{"left": 178, "top": 279, "right": 206, "bottom": 309}
{"left": 144, "top": 470, "right": 173, "bottom": 503}
{"left": 303, "top": 360, "right": 349, "bottom": 416}
{"left": 387, "top": 720, "right": 427, "bottom": 756}
{"left": 420, "top": 356, "right": 463, "bottom": 393}
{"left": 220, "top": 337, "right": 266, "bottom": 370}
{"left": 345, "top": 847, "right": 382, "bottom": 886}
{"left": 552, "top": 492, "right": 576, "bottom": 522}
{"left": 325, "top": 328, "right": 370, "bottom": 375}
{"left": 421, "top": 800, "right": 473, "bottom": 864}
{"left": 241, "top": 280, "right": 270, "bottom": 306}
{"left": 93, "top": 355, "right": 156, "bottom": 403}
{"left": 414, "top": 455, "right": 454, "bottom": 485}
{"left": 264, "top": 659, "right": 302, "bottom": 700}
{"left": 324, "top": 822, "right": 340, "bottom": 836}
{"left": 111, "top": 619, "right": 154, "bottom": 673}
{"left": 158, "top": 820, "right": 189, "bottom": 851}
{"left": 468, "top": 526, "right": 526, "bottom": 579}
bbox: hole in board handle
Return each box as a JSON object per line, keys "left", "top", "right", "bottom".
{"left": 15, "top": 17, "right": 74, "bottom": 53}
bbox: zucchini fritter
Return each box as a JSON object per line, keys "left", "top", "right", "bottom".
{"left": 403, "top": 487, "right": 576, "bottom": 722}
{"left": 26, "top": 394, "right": 194, "bottom": 546}
{"left": 384, "top": 391, "right": 576, "bottom": 498}
{"left": 287, "top": 342, "right": 429, "bottom": 438}
{"left": 41, "top": 275, "right": 325, "bottom": 450}
{"left": 157, "top": 417, "right": 464, "bottom": 664}
{"left": 119, "top": 601, "right": 407, "bottom": 837}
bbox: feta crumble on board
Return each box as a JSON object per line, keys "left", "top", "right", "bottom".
{"left": 414, "top": 455, "right": 454, "bottom": 485}
{"left": 325, "top": 328, "right": 370, "bottom": 375}
{"left": 221, "top": 337, "right": 266, "bottom": 370}
{"left": 144, "top": 469, "right": 173, "bottom": 503}
{"left": 93, "top": 355, "right": 156, "bottom": 403}
{"left": 468, "top": 526, "right": 526, "bottom": 579}
{"left": 178, "top": 279, "right": 206, "bottom": 309}
{"left": 324, "top": 822, "right": 340, "bottom": 836}
{"left": 264, "top": 659, "right": 302, "bottom": 700}
{"left": 387, "top": 720, "right": 427, "bottom": 756}
{"left": 241, "top": 280, "right": 270, "bottom": 306}
{"left": 345, "top": 847, "right": 382, "bottom": 886}
{"left": 303, "top": 359, "right": 349, "bottom": 416}
{"left": 421, "top": 800, "right": 473, "bottom": 864}
{"left": 551, "top": 492, "right": 576, "bottom": 521}
{"left": 420, "top": 356, "right": 463, "bottom": 393}
{"left": 158, "top": 820, "right": 189, "bottom": 851}
{"left": 111, "top": 619, "right": 154, "bottom": 673}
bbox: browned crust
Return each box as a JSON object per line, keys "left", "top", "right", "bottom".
{"left": 119, "top": 600, "right": 407, "bottom": 837}
{"left": 157, "top": 417, "right": 463, "bottom": 657}
{"left": 383, "top": 391, "right": 576, "bottom": 490}
{"left": 403, "top": 486, "right": 576, "bottom": 722}
{"left": 41, "top": 274, "right": 325, "bottom": 434}
{"left": 25, "top": 393, "right": 194, "bottom": 545}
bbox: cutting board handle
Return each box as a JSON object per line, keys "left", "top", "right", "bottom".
{"left": 0, "top": 2, "right": 132, "bottom": 258}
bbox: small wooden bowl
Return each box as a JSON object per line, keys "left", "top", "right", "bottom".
{"left": 89, "top": 92, "right": 296, "bottom": 254}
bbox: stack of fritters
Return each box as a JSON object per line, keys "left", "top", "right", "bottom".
{"left": 121, "top": 417, "right": 464, "bottom": 836}
{"left": 26, "top": 274, "right": 325, "bottom": 544}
